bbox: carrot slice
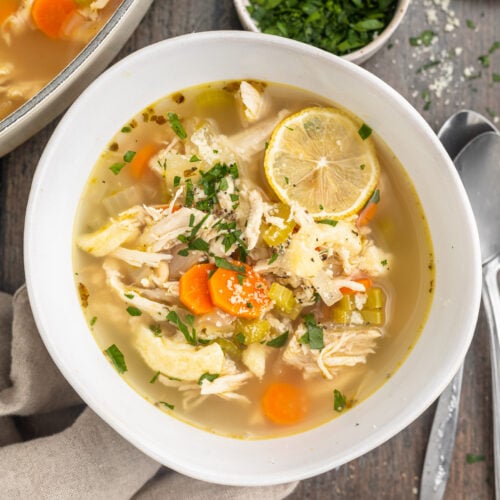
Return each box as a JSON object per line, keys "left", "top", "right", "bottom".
{"left": 357, "top": 188, "right": 380, "bottom": 227}
{"left": 261, "top": 382, "right": 307, "bottom": 425}
{"left": 0, "top": 0, "right": 19, "bottom": 24}
{"left": 130, "top": 143, "right": 159, "bottom": 179}
{"left": 31, "top": 0, "right": 77, "bottom": 39}
{"left": 179, "top": 263, "right": 216, "bottom": 315}
{"left": 208, "top": 261, "right": 270, "bottom": 319}
{"left": 340, "top": 277, "right": 373, "bottom": 295}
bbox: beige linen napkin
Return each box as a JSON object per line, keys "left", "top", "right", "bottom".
{"left": 0, "top": 287, "right": 298, "bottom": 499}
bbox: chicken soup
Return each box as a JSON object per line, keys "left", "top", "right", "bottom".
{"left": 0, "top": 0, "right": 121, "bottom": 121}
{"left": 73, "top": 81, "right": 434, "bottom": 438}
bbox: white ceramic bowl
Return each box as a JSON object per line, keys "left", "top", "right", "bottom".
{"left": 24, "top": 31, "right": 481, "bottom": 486}
{"left": 234, "top": 0, "right": 410, "bottom": 65}
{"left": 0, "top": 0, "right": 153, "bottom": 158}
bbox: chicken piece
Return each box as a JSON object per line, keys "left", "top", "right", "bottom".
{"left": 237, "top": 81, "right": 270, "bottom": 123}
{"left": 77, "top": 206, "right": 145, "bottom": 257}
{"left": 0, "top": 80, "right": 44, "bottom": 101}
{"left": 283, "top": 324, "right": 381, "bottom": 380}
{"left": 243, "top": 189, "right": 264, "bottom": 250}
{"left": 1, "top": 0, "right": 34, "bottom": 44}
{"left": 103, "top": 259, "right": 171, "bottom": 321}
{"left": 189, "top": 120, "right": 239, "bottom": 166}
{"left": 135, "top": 324, "right": 225, "bottom": 382}
{"left": 111, "top": 247, "right": 171, "bottom": 268}
{"left": 242, "top": 343, "right": 270, "bottom": 379}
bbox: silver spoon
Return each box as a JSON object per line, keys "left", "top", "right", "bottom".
{"left": 420, "top": 112, "right": 498, "bottom": 500}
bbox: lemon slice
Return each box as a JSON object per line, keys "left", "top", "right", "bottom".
{"left": 264, "top": 107, "right": 380, "bottom": 219}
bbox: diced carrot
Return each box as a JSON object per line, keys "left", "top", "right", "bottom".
{"left": 340, "top": 277, "right": 373, "bottom": 295}
{"left": 0, "top": 0, "right": 19, "bottom": 24}
{"left": 357, "top": 188, "right": 380, "bottom": 227}
{"left": 31, "top": 0, "right": 77, "bottom": 39}
{"left": 179, "top": 263, "right": 216, "bottom": 315}
{"left": 130, "top": 143, "right": 159, "bottom": 179}
{"left": 261, "top": 382, "right": 308, "bottom": 425}
{"left": 208, "top": 261, "right": 271, "bottom": 319}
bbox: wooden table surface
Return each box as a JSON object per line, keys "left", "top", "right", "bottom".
{"left": 0, "top": 1, "right": 498, "bottom": 498}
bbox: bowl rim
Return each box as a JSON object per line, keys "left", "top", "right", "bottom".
{"left": 232, "top": 0, "right": 411, "bottom": 64}
{"left": 24, "top": 30, "right": 482, "bottom": 486}
{"left": 0, "top": 0, "right": 153, "bottom": 157}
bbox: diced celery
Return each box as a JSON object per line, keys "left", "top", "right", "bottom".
{"left": 214, "top": 338, "right": 241, "bottom": 359}
{"left": 332, "top": 309, "right": 352, "bottom": 325}
{"left": 365, "top": 287, "right": 385, "bottom": 309}
{"left": 261, "top": 203, "right": 296, "bottom": 246}
{"left": 195, "top": 89, "right": 234, "bottom": 112}
{"left": 361, "top": 309, "right": 385, "bottom": 325}
{"left": 285, "top": 302, "right": 302, "bottom": 320}
{"left": 234, "top": 319, "right": 271, "bottom": 345}
{"left": 269, "top": 282, "right": 296, "bottom": 314}
{"left": 333, "top": 295, "right": 355, "bottom": 311}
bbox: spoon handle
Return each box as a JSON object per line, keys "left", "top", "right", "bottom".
{"left": 482, "top": 253, "right": 500, "bottom": 499}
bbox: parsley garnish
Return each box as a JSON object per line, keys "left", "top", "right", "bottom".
{"left": 173, "top": 176, "right": 181, "bottom": 187}
{"left": 466, "top": 453, "right": 485, "bottom": 464}
{"left": 150, "top": 371, "right": 161, "bottom": 384}
{"left": 124, "top": 293, "right": 134, "bottom": 299}
{"left": 149, "top": 324, "right": 162, "bottom": 336}
{"left": 409, "top": 30, "right": 436, "bottom": 47}
{"left": 158, "top": 401, "right": 174, "bottom": 410}
{"left": 298, "top": 314, "right": 324, "bottom": 350}
{"left": 121, "top": 126, "right": 131, "bottom": 133}
{"left": 109, "top": 162, "right": 125, "bottom": 175}
{"left": 126, "top": 306, "right": 142, "bottom": 316}
{"left": 266, "top": 331, "right": 289, "bottom": 348}
{"left": 123, "top": 150, "right": 136, "bottom": 163}
{"left": 189, "top": 154, "right": 201, "bottom": 162}
{"left": 268, "top": 253, "right": 279, "bottom": 264}
{"left": 89, "top": 316, "right": 97, "bottom": 326}
{"left": 358, "top": 123, "right": 372, "bottom": 140}
{"left": 167, "top": 112, "right": 187, "bottom": 139}
{"left": 466, "top": 19, "right": 476, "bottom": 30}
{"left": 105, "top": 344, "right": 127, "bottom": 373}
{"left": 198, "top": 373, "right": 220, "bottom": 385}
{"left": 214, "top": 257, "right": 246, "bottom": 273}
{"left": 166, "top": 310, "right": 197, "bottom": 345}
{"left": 317, "top": 219, "right": 338, "bottom": 227}
{"left": 333, "top": 389, "right": 347, "bottom": 412}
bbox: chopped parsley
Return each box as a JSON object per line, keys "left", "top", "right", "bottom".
{"left": 149, "top": 324, "right": 162, "bottom": 336}
{"left": 190, "top": 154, "right": 201, "bottom": 162}
{"left": 149, "top": 371, "right": 161, "bottom": 384}
{"left": 409, "top": 30, "right": 436, "bottom": 47}
{"left": 358, "top": 123, "right": 372, "bottom": 140}
{"left": 105, "top": 344, "right": 127, "bottom": 374}
{"left": 416, "top": 60, "right": 441, "bottom": 74}
{"left": 214, "top": 256, "right": 246, "bottom": 273}
{"left": 268, "top": 253, "right": 279, "bottom": 265}
{"left": 194, "top": 162, "right": 239, "bottom": 213}
{"left": 167, "top": 112, "right": 187, "bottom": 139}
{"left": 381, "top": 259, "right": 388, "bottom": 266}
{"left": 266, "top": 331, "right": 289, "bottom": 348}
{"left": 89, "top": 316, "right": 97, "bottom": 326}
{"left": 158, "top": 401, "right": 175, "bottom": 410}
{"left": 126, "top": 306, "right": 142, "bottom": 317}
{"left": 121, "top": 126, "right": 132, "bottom": 133}
{"left": 359, "top": 164, "right": 366, "bottom": 170}
{"left": 166, "top": 310, "right": 197, "bottom": 345}
{"left": 124, "top": 293, "right": 135, "bottom": 299}
{"left": 466, "top": 19, "right": 476, "bottom": 30}
{"left": 198, "top": 372, "right": 220, "bottom": 385}
{"left": 123, "top": 150, "right": 136, "bottom": 163}
{"left": 493, "top": 74, "right": 500, "bottom": 83}
{"left": 333, "top": 389, "right": 347, "bottom": 412}
{"left": 173, "top": 175, "right": 181, "bottom": 187}
{"left": 317, "top": 219, "right": 338, "bottom": 227}
{"left": 109, "top": 162, "right": 125, "bottom": 175}
{"left": 478, "top": 54, "right": 490, "bottom": 68}
{"left": 466, "top": 453, "right": 485, "bottom": 464}
{"left": 299, "top": 314, "right": 324, "bottom": 350}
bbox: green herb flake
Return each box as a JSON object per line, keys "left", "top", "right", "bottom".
{"left": 121, "top": 126, "right": 132, "bottom": 133}
{"left": 478, "top": 54, "right": 490, "bottom": 68}
{"left": 124, "top": 293, "right": 135, "bottom": 299}
{"left": 409, "top": 30, "right": 436, "bottom": 47}
{"left": 104, "top": 344, "right": 127, "bottom": 374}
{"left": 167, "top": 112, "right": 187, "bottom": 139}
{"left": 466, "top": 19, "right": 476, "bottom": 30}
{"left": 488, "top": 41, "right": 500, "bottom": 54}
{"left": 466, "top": 453, "right": 485, "bottom": 464}
{"left": 358, "top": 123, "right": 372, "bottom": 140}
{"left": 166, "top": 310, "right": 197, "bottom": 345}
{"left": 381, "top": 259, "right": 388, "bottom": 266}
{"left": 214, "top": 257, "right": 246, "bottom": 273}
{"left": 198, "top": 372, "right": 220, "bottom": 385}
{"left": 299, "top": 314, "right": 324, "bottom": 350}
{"left": 89, "top": 316, "right": 97, "bottom": 326}
{"left": 126, "top": 306, "right": 142, "bottom": 317}
{"left": 416, "top": 60, "right": 441, "bottom": 74}
{"left": 268, "top": 253, "right": 279, "bottom": 265}
{"left": 266, "top": 331, "right": 289, "bottom": 348}
{"left": 123, "top": 150, "right": 136, "bottom": 163}
{"left": 109, "top": 162, "right": 125, "bottom": 175}
{"left": 190, "top": 154, "right": 201, "bottom": 162}
{"left": 493, "top": 74, "right": 500, "bottom": 83}
{"left": 359, "top": 164, "right": 366, "bottom": 170}
{"left": 158, "top": 401, "right": 174, "bottom": 410}
{"left": 317, "top": 219, "right": 338, "bottom": 227}
{"left": 150, "top": 371, "right": 161, "bottom": 384}
{"left": 284, "top": 176, "right": 289, "bottom": 184}
{"left": 333, "top": 389, "right": 347, "bottom": 412}
{"left": 173, "top": 176, "right": 181, "bottom": 187}
{"left": 149, "top": 324, "right": 162, "bottom": 336}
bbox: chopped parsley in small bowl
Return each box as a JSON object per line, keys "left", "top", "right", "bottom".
{"left": 234, "top": 0, "right": 410, "bottom": 64}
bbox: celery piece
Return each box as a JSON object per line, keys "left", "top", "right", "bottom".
{"left": 269, "top": 282, "right": 296, "bottom": 314}
{"left": 285, "top": 302, "right": 302, "bottom": 320}
{"left": 195, "top": 89, "right": 234, "bottom": 112}
{"left": 334, "top": 294, "right": 355, "bottom": 311}
{"left": 365, "top": 288, "right": 385, "bottom": 309}
{"left": 235, "top": 319, "right": 271, "bottom": 344}
{"left": 214, "top": 338, "right": 241, "bottom": 359}
{"left": 261, "top": 203, "right": 296, "bottom": 246}
{"left": 332, "top": 309, "right": 352, "bottom": 325}
{"left": 361, "top": 309, "right": 385, "bottom": 325}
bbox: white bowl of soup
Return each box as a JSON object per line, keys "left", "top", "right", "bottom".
{"left": 24, "top": 31, "right": 481, "bottom": 485}
{"left": 0, "top": 0, "right": 153, "bottom": 157}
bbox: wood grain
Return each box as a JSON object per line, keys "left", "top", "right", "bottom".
{"left": 0, "top": 0, "right": 498, "bottom": 498}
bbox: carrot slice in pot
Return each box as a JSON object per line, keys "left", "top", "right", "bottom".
{"left": 179, "top": 263, "right": 216, "bottom": 315}
{"left": 261, "top": 382, "right": 308, "bottom": 425}
{"left": 31, "top": 0, "right": 77, "bottom": 39}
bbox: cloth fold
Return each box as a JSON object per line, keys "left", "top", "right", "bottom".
{"left": 0, "top": 287, "right": 297, "bottom": 499}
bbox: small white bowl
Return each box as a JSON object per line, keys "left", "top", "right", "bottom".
{"left": 24, "top": 31, "right": 481, "bottom": 486}
{"left": 0, "top": 0, "right": 153, "bottom": 158}
{"left": 233, "top": 0, "right": 410, "bottom": 64}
